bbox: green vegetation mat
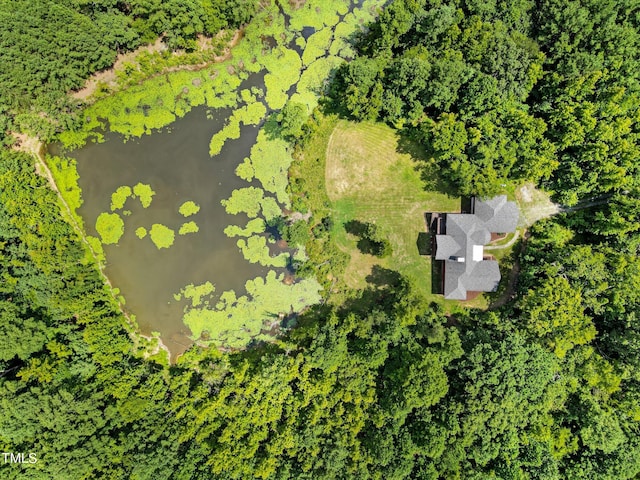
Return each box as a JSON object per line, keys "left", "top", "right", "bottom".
{"left": 133, "top": 183, "right": 155, "bottom": 208}
{"left": 48, "top": 0, "right": 389, "bottom": 348}
{"left": 2, "top": 0, "right": 640, "bottom": 478}
{"left": 110, "top": 186, "right": 132, "bottom": 211}
{"left": 135, "top": 226, "right": 147, "bottom": 239}
{"left": 95, "top": 212, "right": 124, "bottom": 245}
{"left": 178, "top": 221, "right": 199, "bottom": 235}
{"left": 178, "top": 200, "right": 200, "bottom": 217}
{"left": 149, "top": 223, "right": 175, "bottom": 249}
{"left": 182, "top": 271, "right": 322, "bottom": 348}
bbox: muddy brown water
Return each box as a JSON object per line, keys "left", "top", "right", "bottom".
{"left": 66, "top": 105, "right": 280, "bottom": 358}
{"left": 59, "top": 1, "right": 366, "bottom": 358}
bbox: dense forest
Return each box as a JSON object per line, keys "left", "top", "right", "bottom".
{"left": 1, "top": 0, "right": 640, "bottom": 479}
{"left": 332, "top": 0, "right": 640, "bottom": 236}
{"left": 0, "top": 0, "right": 256, "bottom": 146}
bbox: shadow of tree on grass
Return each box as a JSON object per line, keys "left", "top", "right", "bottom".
{"left": 396, "top": 134, "right": 460, "bottom": 197}
{"left": 344, "top": 220, "right": 392, "bottom": 257}
{"left": 366, "top": 265, "right": 403, "bottom": 289}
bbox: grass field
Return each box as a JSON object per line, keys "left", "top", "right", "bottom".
{"left": 324, "top": 120, "right": 475, "bottom": 306}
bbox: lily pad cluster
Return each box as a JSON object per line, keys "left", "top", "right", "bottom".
{"left": 178, "top": 271, "right": 322, "bottom": 349}
{"left": 95, "top": 184, "right": 200, "bottom": 249}
{"left": 72, "top": 0, "right": 386, "bottom": 348}
{"left": 96, "top": 182, "right": 156, "bottom": 244}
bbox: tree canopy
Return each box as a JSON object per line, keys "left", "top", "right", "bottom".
{"left": 1, "top": 0, "right": 640, "bottom": 478}
{"left": 0, "top": 0, "right": 257, "bottom": 146}
{"left": 332, "top": 0, "right": 640, "bottom": 232}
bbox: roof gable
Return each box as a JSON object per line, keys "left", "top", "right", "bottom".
{"left": 437, "top": 196, "right": 518, "bottom": 300}
{"left": 435, "top": 235, "right": 463, "bottom": 260}
{"left": 476, "top": 195, "right": 519, "bottom": 232}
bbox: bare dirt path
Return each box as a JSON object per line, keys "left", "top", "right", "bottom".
{"left": 489, "top": 232, "right": 529, "bottom": 309}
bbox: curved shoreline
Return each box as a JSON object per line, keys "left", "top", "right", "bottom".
{"left": 23, "top": 136, "right": 173, "bottom": 363}
{"left": 71, "top": 30, "right": 243, "bottom": 104}
{"left": 18, "top": 28, "right": 248, "bottom": 365}
{"left": 21, "top": 0, "right": 385, "bottom": 362}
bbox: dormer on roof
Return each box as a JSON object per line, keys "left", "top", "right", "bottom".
{"left": 431, "top": 195, "right": 519, "bottom": 300}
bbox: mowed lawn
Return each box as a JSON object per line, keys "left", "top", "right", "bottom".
{"left": 325, "top": 120, "right": 462, "bottom": 304}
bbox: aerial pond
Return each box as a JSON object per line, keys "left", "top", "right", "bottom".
{"left": 53, "top": 0, "right": 386, "bottom": 357}
{"left": 70, "top": 107, "right": 275, "bottom": 355}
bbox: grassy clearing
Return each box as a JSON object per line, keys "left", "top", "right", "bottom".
{"left": 289, "top": 115, "right": 338, "bottom": 218}
{"left": 288, "top": 114, "right": 350, "bottom": 295}
{"left": 325, "top": 120, "right": 465, "bottom": 305}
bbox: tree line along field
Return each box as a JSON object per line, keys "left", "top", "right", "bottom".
{"left": 1, "top": 1, "right": 640, "bottom": 479}
{"left": 323, "top": 119, "right": 464, "bottom": 304}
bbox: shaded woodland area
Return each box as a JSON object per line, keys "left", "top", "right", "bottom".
{"left": 1, "top": 0, "right": 640, "bottom": 479}
{"left": 0, "top": 0, "right": 256, "bottom": 145}
{"left": 332, "top": 0, "right": 640, "bottom": 236}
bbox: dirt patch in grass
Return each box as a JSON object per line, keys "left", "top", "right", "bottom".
{"left": 516, "top": 182, "right": 560, "bottom": 227}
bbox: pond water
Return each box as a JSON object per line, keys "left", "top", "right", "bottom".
{"left": 59, "top": 0, "right": 387, "bottom": 358}
{"left": 69, "top": 105, "right": 276, "bottom": 357}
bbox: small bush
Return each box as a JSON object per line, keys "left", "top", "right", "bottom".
{"left": 345, "top": 220, "right": 392, "bottom": 258}
{"left": 283, "top": 220, "right": 310, "bottom": 247}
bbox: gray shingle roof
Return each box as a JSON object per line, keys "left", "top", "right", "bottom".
{"left": 475, "top": 195, "right": 519, "bottom": 233}
{"left": 463, "top": 260, "right": 501, "bottom": 292}
{"left": 443, "top": 262, "right": 467, "bottom": 300}
{"left": 435, "top": 196, "right": 518, "bottom": 300}
{"left": 445, "top": 214, "right": 478, "bottom": 238}
{"left": 435, "top": 235, "right": 463, "bottom": 260}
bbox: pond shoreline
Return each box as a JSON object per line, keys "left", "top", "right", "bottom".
{"left": 16, "top": 133, "right": 173, "bottom": 363}
{"left": 39, "top": 0, "right": 386, "bottom": 361}
{"left": 71, "top": 29, "right": 244, "bottom": 104}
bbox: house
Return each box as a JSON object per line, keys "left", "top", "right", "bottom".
{"left": 433, "top": 196, "right": 519, "bottom": 300}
